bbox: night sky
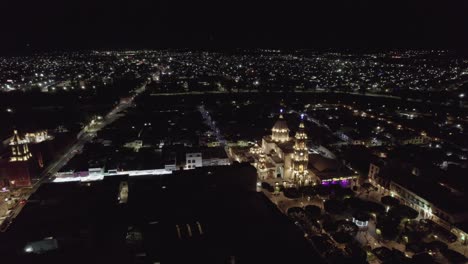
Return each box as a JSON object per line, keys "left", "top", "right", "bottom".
{"left": 1, "top": 0, "right": 468, "bottom": 53}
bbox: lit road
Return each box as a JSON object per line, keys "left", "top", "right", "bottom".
{"left": 1, "top": 82, "right": 148, "bottom": 231}
{"left": 198, "top": 104, "right": 226, "bottom": 146}
{"left": 42, "top": 81, "right": 147, "bottom": 182}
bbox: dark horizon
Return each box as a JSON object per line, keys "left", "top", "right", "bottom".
{"left": 2, "top": 0, "right": 468, "bottom": 55}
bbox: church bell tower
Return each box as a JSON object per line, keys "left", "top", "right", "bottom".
{"left": 292, "top": 114, "right": 308, "bottom": 184}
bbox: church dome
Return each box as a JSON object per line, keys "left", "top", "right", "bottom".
{"left": 273, "top": 118, "right": 289, "bottom": 131}
{"left": 271, "top": 112, "right": 290, "bottom": 142}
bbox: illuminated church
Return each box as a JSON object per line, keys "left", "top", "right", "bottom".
{"left": 254, "top": 110, "right": 313, "bottom": 185}
{"left": 250, "top": 110, "right": 359, "bottom": 186}
{"left": 0, "top": 130, "right": 39, "bottom": 187}
{"left": 10, "top": 130, "right": 33, "bottom": 162}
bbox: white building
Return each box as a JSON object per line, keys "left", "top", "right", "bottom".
{"left": 185, "top": 147, "right": 230, "bottom": 170}
{"left": 185, "top": 152, "right": 202, "bottom": 169}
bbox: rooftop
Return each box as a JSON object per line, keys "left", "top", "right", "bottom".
{"left": 0, "top": 164, "right": 324, "bottom": 264}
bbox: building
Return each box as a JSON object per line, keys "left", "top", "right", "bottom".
{"left": 369, "top": 163, "right": 468, "bottom": 230}
{"left": 252, "top": 110, "right": 358, "bottom": 186}
{"left": 9, "top": 130, "right": 32, "bottom": 162}
{"left": 163, "top": 151, "right": 177, "bottom": 171}
{"left": 0, "top": 130, "right": 40, "bottom": 188}
{"left": 24, "top": 131, "right": 53, "bottom": 144}
{"left": 398, "top": 135, "right": 427, "bottom": 145}
{"left": 184, "top": 147, "right": 230, "bottom": 170}
{"left": 308, "top": 154, "right": 358, "bottom": 185}
{"left": 185, "top": 152, "right": 202, "bottom": 169}
{"left": 336, "top": 127, "right": 366, "bottom": 145}
{"left": 200, "top": 147, "right": 230, "bottom": 167}
{"left": 260, "top": 110, "right": 301, "bottom": 182}
{"left": 257, "top": 111, "right": 312, "bottom": 184}
{"left": 0, "top": 163, "right": 325, "bottom": 264}
{"left": 368, "top": 163, "right": 381, "bottom": 181}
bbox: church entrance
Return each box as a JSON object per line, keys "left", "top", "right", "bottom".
{"left": 276, "top": 166, "right": 283, "bottom": 178}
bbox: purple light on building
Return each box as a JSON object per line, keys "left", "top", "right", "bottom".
{"left": 340, "top": 179, "right": 350, "bottom": 187}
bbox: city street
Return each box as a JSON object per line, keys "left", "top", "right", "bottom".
{"left": 198, "top": 104, "right": 226, "bottom": 146}
{"left": 0, "top": 82, "right": 148, "bottom": 231}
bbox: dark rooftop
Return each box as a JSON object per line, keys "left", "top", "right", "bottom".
{"left": 0, "top": 163, "right": 324, "bottom": 264}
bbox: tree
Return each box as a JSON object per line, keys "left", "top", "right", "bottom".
{"left": 322, "top": 214, "right": 337, "bottom": 233}
{"left": 353, "top": 211, "right": 370, "bottom": 223}
{"left": 283, "top": 187, "right": 301, "bottom": 199}
{"left": 412, "top": 253, "right": 435, "bottom": 264}
{"left": 287, "top": 207, "right": 305, "bottom": 216}
{"left": 332, "top": 220, "right": 359, "bottom": 243}
{"left": 361, "top": 182, "right": 376, "bottom": 191}
{"left": 345, "top": 242, "right": 367, "bottom": 263}
{"left": 441, "top": 248, "right": 467, "bottom": 264}
{"left": 299, "top": 185, "right": 315, "bottom": 196}
{"left": 389, "top": 205, "right": 418, "bottom": 220}
{"left": 334, "top": 187, "right": 355, "bottom": 200}
{"left": 314, "top": 184, "right": 332, "bottom": 198}
{"left": 305, "top": 205, "right": 321, "bottom": 220}
{"left": 261, "top": 182, "right": 274, "bottom": 192}
{"left": 363, "top": 201, "right": 385, "bottom": 215}
{"left": 324, "top": 199, "right": 346, "bottom": 215}
{"left": 377, "top": 215, "right": 400, "bottom": 240}
{"left": 371, "top": 247, "right": 392, "bottom": 262}
{"left": 425, "top": 240, "right": 448, "bottom": 252}
{"left": 381, "top": 196, "right": 400, "bottom": 207}
{"left": 345, "top": 197, "right": 385, "bottom": 214}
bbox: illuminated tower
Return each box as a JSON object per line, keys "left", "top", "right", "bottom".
{"left": 257, "top": 152, "right": 268, "bottom": 179}
{"left": 0, "top": 130, "right": 37, "bottom": 188}
{"left": 271, "top": 109, "right": 290, "bottom": 142}
{"left": 9, "top": 130, "right": 32, "bottom": 162}
{"left": 292, "top": 114, "right": 308, "bottom": 184}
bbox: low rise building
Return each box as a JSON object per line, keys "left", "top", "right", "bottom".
{"left": 185, "top": 147, "right": 230, "bottom": 170}
{"left": 369, "top": 163, "right": 468, "bottom": 231}
{"left": 308, "top": 154, "right": 358, "bottom": 185}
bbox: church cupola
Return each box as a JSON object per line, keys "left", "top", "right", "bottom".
{"left": 271, "top": 109, "right": 290, "bottom": 142}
